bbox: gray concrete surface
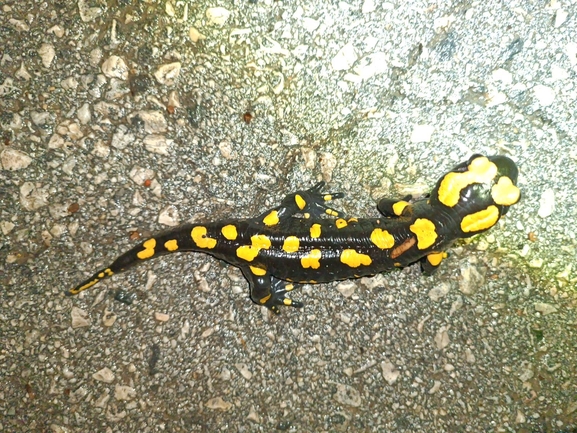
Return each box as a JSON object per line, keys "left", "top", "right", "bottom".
{"left": 1, "top": 0, "right": 576, "bottom": 432}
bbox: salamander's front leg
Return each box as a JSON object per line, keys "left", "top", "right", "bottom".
{"left": 377, "top": 195, "right": 414, "bottom": 218}
{"left": 419, "top": 251, "right": 448, "bottom": 276}
{"left": 258, "top": 182, "right": 346, "bottom": 227}
{"left": 241, "top": 268, "right": 303, "bottom": 314}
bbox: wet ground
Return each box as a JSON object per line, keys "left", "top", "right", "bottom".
{"left": 1, "top": 1, "right": 576, "bottom": 432}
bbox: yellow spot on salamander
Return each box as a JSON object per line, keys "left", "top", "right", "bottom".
{"left": 461, "top": 205, "right": 500, "bottom": 233}
{"left": 301, "top": 249, "right": 321, "bottom": 269}
{"left": 326, "top": 209, "right": 339, "bottom": 217}
{"left": 370, "top": 228, "right": 395, "bottom": 249}
{"left": 392, "top": 200, "right": 410, "bottom": 216}
{"left": 191, "top": 226, "right": 217, "bottom": 249}
{"left": 98, "top": 272, "right": 105, "bottom": 278}
{"left": 409, "top": 218, "right": 437, "bottom": 250}
{"left": 310, "top": 223, "right": 321, "bottom": 238}
{"left": 438, "top": 156, "right": 498, "bottom": 207}
{"left": 236, "top": 234, "right": 272, "bottom": 262}
{"left": 259, "top": 294, "right": 271, "bottom": 304}
{"left": 250, "top": 265, "right": 267, "bottom": 276}
{"left": 323, "top": 194, "right": 332, "bottom": 201}
{"left": 164, "top": 239, "right": 178, "bottom": 251}
{"left": 340, "top": 249, "right": 372, "bottom": 268}
{"left": 283, "top": 298, "right": 292, "bottom": 306}
{"left": 491, "top": 176, "right": 520, "bottom": 206}
{"left": 295, "top": 194, "right": 306, "bottom": 210}
{"left": 348, "top": 217, "right": 358, "bottom": 223}
{"left": 221, "top": 224, "right": 238, "bottom": 240}
{"left": 282, "top": 236, "right": 300, "bottom": 253}
{"left": 335, "top": 218, "right": 347, "bottom": 229}
{"left": 263, "top": 210, "right": 279, "bottom": 226}
{"left": 137, "top": 238, "right": 157, "bottom": 259}
{"left": 426, "top": 251, "right": 447, "bottom": 266}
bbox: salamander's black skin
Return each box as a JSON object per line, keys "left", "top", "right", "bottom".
{"left": 67, "top": 154, "right": 520, "bottom": 314}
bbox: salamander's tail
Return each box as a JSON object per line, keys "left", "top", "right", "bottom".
{"left": 66, "top": 267, "right": 116, "bottom": 296}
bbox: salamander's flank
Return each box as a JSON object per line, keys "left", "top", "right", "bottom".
{"left": 67, "top": 154, "right": 520, "bottom": 314}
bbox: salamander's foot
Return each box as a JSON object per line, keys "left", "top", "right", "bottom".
{"left": 262, "top": 278, "right": 304, "bottom": 315}
{"left": 295, "top": 181, "right": 346, "bottom": 219}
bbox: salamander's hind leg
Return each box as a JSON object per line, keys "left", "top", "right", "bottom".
{"left": 419, "top": 251, "right": 448, "bottom": 276}
{"left": 241, "top": 267, "right": 303, "bottom": 314}
{"left": 377, "top": 195, "right": 417, "bottom": 218}
{"left": 258, "top": 181, "right": 346, "bottom": 226}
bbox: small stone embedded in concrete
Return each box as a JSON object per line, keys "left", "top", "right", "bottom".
{"left": 189, "top": 27, "right": 206, "bottom": 42}
{"left": 71, "top": 307, "right": 91, "bottom": 328}
{"left": 78, "top": 0, "right": 104, "bottom": 22}
{"left": 235, "top": 363, "right": 253, "bottom": 380}
{"left": 16, "top": 62, "right": 32, "bottom": 80}
{"left": 129, "top": 165, "right": 155, "bottom": 185}
{"left": 537, "top": 188, "right": 555, "bottom": 218}
{"left": 320, "top": 152, "right": 337, "bottom": 182}
{"left": 128, "top": 110, "right": 167, "bottom": 134}
{"left": 336, "top": 281, "right": 356, "bottom": 298}
{"left": 102, "top": 309, "right": 117, "bottom": 327}
{"left": 154, "top": 62, "right": 181, "bottom": 85}
{"left": 154, "top": 312, "right": 170, "bottom": 322}
{"left": 77, "top": 103, "right": 91, "bottom": 125}
{"left": 458, "top": 265, "right": 484, "bottom": 295}
{"left": 428, "top": 283, "right": 450, "bottom": 301}
{"left": 331, "top": 43, "right": 357, "bottom": 71}
{"left": 158, "top": 205, "right": 180, "bottom": 226}
{"left": 93, "top": 367, "right": 115, "bottom": 383}
{"left": 19, "top": 182, "right": 49, "bottom": 210}
{"left": 1, "top": 221, "right": 15, "bottom": 235}
{"left": 381, "top": 360, "right": 400, "bottom": 385}
{"left": 143, "top": 134, "right": 172, "bottom": 155}
{"left": 111, "top": 125, "right": 135, "bottom": 150}
{"left": 533, "top": 84, "right": 555, "bottom": 107}
{"left": 410, "top": 124, "right": 435, "bottom": 143}
{"left": 114, "top": 385, "right": 136, "bottom": 401}
{"left": 554, "top": 8, "right": 568, "bottom": 28}
{"left": 428, "top": 380, "right": 441, "bottom": 394}
{"left": 205, "top": 396, "right": 233, "bottom": 410}
{"left": 247, "top": 407, "right": 260, "bottom": 423}
{"left": 101, "top": 55, "right": 129, "bottom": 80}
{"left": 333, "top": 383, "right": 361, "bottom": 407}
{"left": 206, "top": 7, "right": 231, "bottom": 25}
{"left": 1, "top": 148, "right": 32, "bottom": 171}
{"left": 534, "top": 302, "right": 558, "bottom": 315}
{"left": 38, "top": 43, "right": 56, "bottom": 68}
{"left": 354, "top": 52, "right": 387, "bottom": 79}
{"left": 434, "top": 326, "right": 450, "bottom": 349}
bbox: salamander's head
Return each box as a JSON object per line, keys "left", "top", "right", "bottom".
{"left": 429, "top": 154, "right": 520, "bottom": 236}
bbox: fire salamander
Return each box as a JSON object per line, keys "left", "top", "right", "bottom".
{"left": 67, "top": 154, "right": 520, "bottom": 314}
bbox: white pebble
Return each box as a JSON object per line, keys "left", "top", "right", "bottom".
{"left": 235, "top": 363, "right": 253, "bottom": 380}
{"left": 550, "top": 65, "right": 568, "bottom": 81}
{"left": 38, "top": 43, "right": 56, "bottom": 68}
{"left": 428, "top": 283, "right": 450, "bottom": 301}
{"left": 362, "top": 0, "right": 376, "bottom": 13}
{"left": 101, "top": 55, "right": 129, "bottom": 80}
{"left": 434, "top": 326, "right": 450, "bottom": 349}
{"left": 205, "top": 397, "right": 233, "bottom": 411}
{"left": 333, "top": 383, "right": 361, "bottom": 407}
{"left": 302, "top": 17, "right": 320, "bottom": 32}
{"left": 1, "top": 148, "right": 32, "bottom": 171}
{"left": 554, "top": 8, "right": 568, "bottom": 27}
{"left": 47, "top": 25, "right": 65, "bottom": 38}
{"left": 111, "top": 125, "right": 135, "bottom": 149}
{"left": 381, "top": 360, "right": 400, "bottom": 385}
{"left": 154, "top": 62, "right": 181, "bottom": 85}
{"left": 71, "top": 307, "right": 90, "bottom": 329}
{"left": 93, "top": 367, "right": 115, "bottom": 383}
{"left": 354, "top": 52, "right": 388, "bottom": 79}
{"left": 158, "top": 205, "right": 180, "bottom": 226}
{"left": 77, "top": 103, "right": 91, "bottom": 125}
{"left": 206, "top": 7, "right": 231, "bottom": 25}
{"left": 128, "top": 110, "right": 167, "bottom": 133}
{"left": 154, "top": 312, "right": 170, "bottom": 322}
{"left": 336, "top": 281, "right": 356, "bottom": 298}
{"left": 533, "top": 84, "right": 555, "bottom": 107}
{"left": 491, "top": 68, "right": 512, "bottom": 85}
{"left": 143, "top": 134, "right": 172, "bottom": 155}
{"left": 537, "top": 188, "right": 555, "bottom": 218}
{"left": 1, "top": 221, "right": 15, "bottom": 235}
{"left": 189, "top": 27, "right": 206, "bottom": 42}
{"left": 331, "top": 43, "right": 357, "bottom": 71}
{"left": 129, "top": 165, "right": 155, "bottom": 185}
{"left": 410, "top": 124, "right": 434, "bottom": 143}
{"left": 534, "top": 302, "right": 558, "bottom": 315}
{"left": 114, "top": 385, "right": 136, "bottom": 401}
